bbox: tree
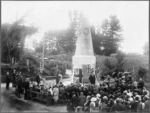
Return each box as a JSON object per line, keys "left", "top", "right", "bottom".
{"left": 91, "top": 26, "right": 104, "bottom": 55}
{"left": 138, "top": 66, "right": 148, "bottom": 79}
{"left": 59, "top": 10, "right": 79, "bottom": 54}
{"left": 100, "top": 15, "right": 123, "bottom": 56}
{"left": 115, "top": 51, "right": 126, "bottom": 71}
{"left": 143, "top": 42, "right": 149, "bottom": 55}
{"left": 1, "top": 18, "right": 38, "bottom": 64}
{"left": 38, "top": 10, "right": 79, "bottom": 55}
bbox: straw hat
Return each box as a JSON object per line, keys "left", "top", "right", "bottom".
{"left": 96, "top": 94, "right": 101, "bottom": 98}
{"left": 128, "top": 97, "right": 133, "bottom": 102}
{"left": 103, "top": 96, "right": 108, "bottom": 100}
{"left": 91, "top": 97, "right": 97, "bottom": 102}
{"left": 87, "top": 96, "right": 91, "bottom": 100}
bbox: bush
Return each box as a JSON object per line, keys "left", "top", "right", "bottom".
{"left": 13, "top": 55, "right": 40, "bottom": 78}
{"left": 44, "top": 60, "right": 66, "bottom": 76}
{"left": 97, "top": 51, "right": 126, "bottom": 78}
{"left": 138, "top": 66, "right": 148, "bottom": 80}
{"left": 115, "top": 51, "right": 126, "bottom": 71}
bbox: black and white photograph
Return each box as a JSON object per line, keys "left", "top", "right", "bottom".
{"left": 1, "top": 1, "right": 149, "bottom": 112}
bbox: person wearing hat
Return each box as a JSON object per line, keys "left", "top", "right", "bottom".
{"left": 122, "top": 100, "right": 131, "bottom": 111}
{"left": 5, "top": 72, "right": 11, "bottom": 90}
{"left": 36, "top": 74, "right": 41, "bottom": 86}
{"left": 107, "top": 98, "right": 114, "bottom": 112}
{"left": 84, "top": 96, "right": 91, "bottom": 112}
{"left": 12, "top": 69, "right": 16, "bottom": 87}
{"left": 131, "top": 96, "right": 139, "bottom": 112}
{"left": 53, "top": 85, "right": 59, "bottom": 103}
{"left": 137, "top": 78, "right": 144, "bottom": 89}
{"left": 78, "top": 92, "right": 86, "bottom": 107}
{"left": 143, "top": 96, "right": 149, "bottom": 112}
{"left": 71, "top": 93, "right": 79, "bottom": 111}
{"left": 90, "top": 97, "right": 99, "bottom": 112}
{"left": 100, "top": 96, "right": 109, "bottom": 112}
{"left": 24, "top": 78, "right": 30, "bottom": 100}
{"left": 88, "top": 72, "right": 96, "bottom": 85}
{"left": 110, "top": 98, "right": 123, "bottom": 112}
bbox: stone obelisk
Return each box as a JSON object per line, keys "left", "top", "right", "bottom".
{"left": 72, "top": 14, "right": 96, "bottom": 83}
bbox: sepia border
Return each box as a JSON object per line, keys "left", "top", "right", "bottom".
{"left": 0, "top": 0, "right": 149, "bottom": 113}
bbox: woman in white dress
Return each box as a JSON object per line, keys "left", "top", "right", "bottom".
{"left": 58, "top": 70, "right": 62, "bottom": 85}
{"left": 90, "top": 97, "right": 99, "bottom": 112}
{"left": 53, "top": 85, "right": 59, "bottom": 103}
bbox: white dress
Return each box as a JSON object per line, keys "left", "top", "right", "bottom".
{"left": 58, "top": 74, "right": 62, "bottom": 84}
{"left": 53, "top": 87, "right": 59, "bottom": 102}
{"left": 90, "top": 101, "right": 99, "bottom": 112}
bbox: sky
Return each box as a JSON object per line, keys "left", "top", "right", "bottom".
{"left": 2, "top": 1, "right": 149, "bottom": 54}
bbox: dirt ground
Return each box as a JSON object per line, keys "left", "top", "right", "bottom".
{"left": 1, "top": 70, "right": 73, "bottom": 112}
{"left": 1, "top": 83, "right": 68, "bottom": 112}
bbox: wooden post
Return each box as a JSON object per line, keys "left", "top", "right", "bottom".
{"left": 133, "top": 66, "right": 135, "bottom": 81}
{"left": 42, "top": 40, "right": 45, "bottom": 73}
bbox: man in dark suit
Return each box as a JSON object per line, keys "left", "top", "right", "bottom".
{"left": 138, "top": 78, "right": 144, "bottom": 89}
{"left": 88, "top": 71, "right": 95, "bottom": 85}
{"left": 36, "top": 74, "right": 41, "bottom": 86}
{"left": 55, "top": 65, "right": 60, "bottom": 84}
{"left": 24, "top": 78, "right": 30, "bottom": 100}
{"left": 6, "top": 72, "right": 11, "bottom": 90}
{"left": 12, "top": 69, "right": 16, "bottom": 87}
{"left": 131, "top": 96, "right": 139, "bottom": 112}
{"left": 79, "top": 69, "right": 83, "bottom": 83}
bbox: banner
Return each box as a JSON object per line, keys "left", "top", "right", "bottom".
{"left": 73, "top": 77, "right": 80, "bottom": 85}
{"left": 74, "top": 68, "right": 79, "bottom": 75}
{"left": 82, "top": 64, "right": 95, "bottom": 83}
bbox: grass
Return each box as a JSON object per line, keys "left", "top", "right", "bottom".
{"left": 49, "top": 53, "right": 149, "bottom": 83}
{"left": 2, "top": 89, "right": 33, "bottom": 111}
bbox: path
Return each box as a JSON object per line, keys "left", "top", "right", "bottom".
{"left": 0, "top": 69, "right": 72, "bottom": 112}
{"left": 1, "top": 83, "right": 68, "bottom": 112}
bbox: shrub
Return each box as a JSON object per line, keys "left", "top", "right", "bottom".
{"left": 138, "top": 66, "right": 148, "bottom": 80}
{"left": 16, "top": 54, "right": 40, "bottom": 77}
{"left": 44, "top": 60, "right": 66, "bottom": 76}
{"left": 115, "top": 51, "right": 126, "bottom": 71}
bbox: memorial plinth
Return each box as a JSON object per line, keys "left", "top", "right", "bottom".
{"left": 72, "top": 14, "right": 96, "bottom": 83}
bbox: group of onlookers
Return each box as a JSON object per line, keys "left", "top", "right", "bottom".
{"left": 5, "top": 69, "right": 30, "bottom": 99}
{"left": 5, "top": 69, "right": 149, "bottom": 112}
{"left": 65, "top": 71, "right": 149, "bottom": 112}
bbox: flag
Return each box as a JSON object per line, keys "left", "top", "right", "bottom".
{"left": 73, "top": 77, "right": 80, "bottom": 84}
{"left": 40, "top": 62, "right": 43, "bottom": 73}
{"left": 86, "top": 64, "right": 94, "bottom": 74}
{"left": 86, "top": 64, "right": 91, "bottom": 73}
{"left": 74, "top": 68, "right": 79, "bottom": 75}
{"left": 15, "top": 74, "right": 20, "bottom": 82}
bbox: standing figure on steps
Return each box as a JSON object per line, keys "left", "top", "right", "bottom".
{"left": 6, "top": 71, "right": 11, "bottom": 90}
{"left": 89, "top": 71, "right": 95, "bottom": 85}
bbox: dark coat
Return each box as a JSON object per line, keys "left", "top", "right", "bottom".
{"left": 131, "top": 101, "right": 139, "bottom": 112}
{"left": 138, "top": 80, "right": 144, "bottom": 89}
{"left": 12, "top": 73, "right": 16, "bottom": 83}
{"left": 89, "top": 74, "right": 95, "bottom": 85}
{"left": 6, "top": 74, "right": 11, "bottom": 83}
{"left": 78, "top": 95, "right": 86, "bottom": 106}
{"left": 24, "top": 81, "right": 30, "bottom": 90}
{"left": 71, "top": 95, "right": 79, "bottom": 107}
{"left": 110, "top": 103, "right": 123, "bottom": 112}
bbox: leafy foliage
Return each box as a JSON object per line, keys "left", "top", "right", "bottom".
{"left": 138, "top": 66, "right": 148, "bottom": 79}
{"left": 43, "top": 60, "right": 66, "bottom": 76}
{"left": 93, "top": 15, "right": 123, "bottom": 56}
{"left": 143, "top": 42, "right": 149, "bottom": 55}
{"left": 115, "top": 51, "right": 126, "bottom": 71}
{"left": 33, "top": 13, "right": 123, "bottom": 56}
{"left": 1, "top": 19, "right": 38, "bottom": 64}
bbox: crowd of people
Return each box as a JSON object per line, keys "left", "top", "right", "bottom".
{"left": 65, "top": 71, "right": 149, "bottom": 112}
{"left": 5, "top": 69, "right": 149, "bottom": 112}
